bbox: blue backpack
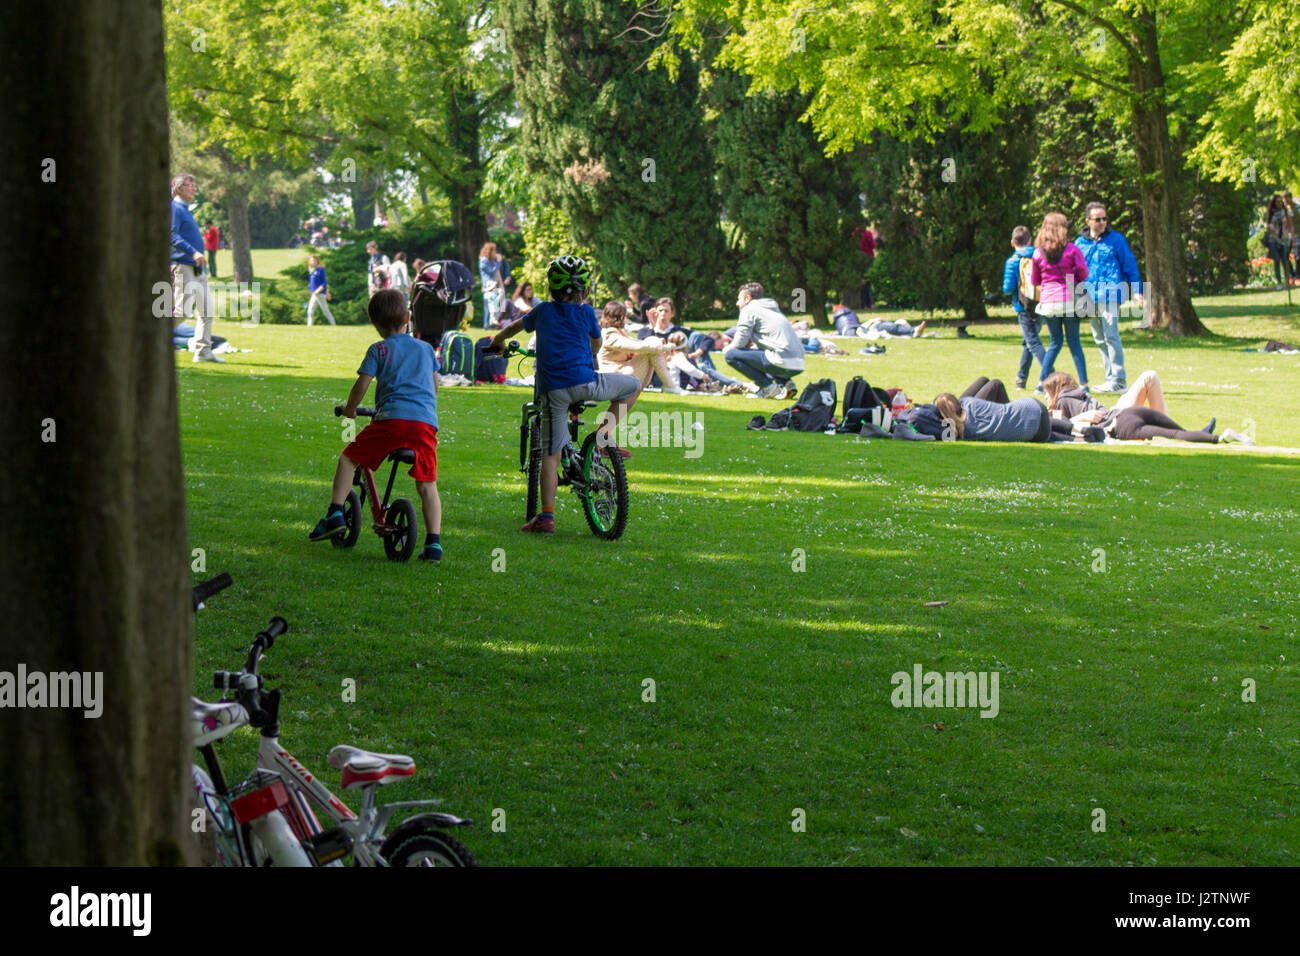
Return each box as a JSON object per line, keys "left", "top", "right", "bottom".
{"left": 439, "top": 330, "right": 477, "bottom": 379}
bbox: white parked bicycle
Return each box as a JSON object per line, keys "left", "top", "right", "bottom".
{"left": 190, "top": 574, "right": 479, "bottom": 867}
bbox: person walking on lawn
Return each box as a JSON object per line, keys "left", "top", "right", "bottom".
{"left": 1075, "top": 201, "right": 1142, "bottom": 392}
{"left": 1001, "top": 225, "right": 1045, "bottom": 393}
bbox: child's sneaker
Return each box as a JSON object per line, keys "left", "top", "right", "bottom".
{"left": 521, "top": 513, "right": 555, "bottom": 534}
{"left": 419, "top": 544, "right": 443, "bottom": 561}
{"left": 309, "top": 511, "right": 347, "bottom": 541}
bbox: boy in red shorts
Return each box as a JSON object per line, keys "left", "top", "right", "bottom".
{"left": 309, "top": 289, "right": 444, "bottom": 561}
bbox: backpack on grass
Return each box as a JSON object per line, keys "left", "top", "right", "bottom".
{"left": 474, "top": 336, "right": 508, "bottom": 383}
{"left": 789, "top": 378, "right": 837, "bottom": 432}
{"left": 440, "top": 329, "right": 477, "bottom": 379}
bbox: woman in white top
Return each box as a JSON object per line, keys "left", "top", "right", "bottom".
{"left": 512, "top": 280, "right": 542, "bottom": 312}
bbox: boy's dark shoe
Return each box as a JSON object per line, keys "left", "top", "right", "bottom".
{"left": 309, "top": 511, "right": 347, "bottom": 541}
{"left": 419, "top": 544, "right": 443, "bottom": 561}
{"left": 521, "top": 513, "right": 555, "bottom": 535}
{"left": 956, "top": 327, "right": 974, "bottom": 339}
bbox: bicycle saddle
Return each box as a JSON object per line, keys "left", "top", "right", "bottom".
{"left": 386, "top": 449, "right": 416, "bottom": 464}
{"left": 192, "top": 698, "right": 247, "bottom": 747}
{"left": 327, "top": 744, "right": 416, "bottom": 790}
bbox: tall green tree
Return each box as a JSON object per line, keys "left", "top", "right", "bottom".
{"left": 500, "top": 0, "right": 723, "bottom": 309}
{"left": 855, "top": 115, "right": 1034, "bottom": 321}
{"left": 166, "top": 0, "right": 513, "bottom": 266}
{"left": 664, "top": 0, "right": 1247, "bottom": 334}
{"left": 709, "top": 73, "right": 861, "bottom": 327}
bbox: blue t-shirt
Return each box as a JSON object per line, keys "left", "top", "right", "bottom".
{"left": 357, "top": 333, "right": 440, "bottom": 429}
{"left": 308, "top": 266, "right": 327, "bottom": 294}
{"left": 523, "top": 301, "right": 600, "bottom": 393}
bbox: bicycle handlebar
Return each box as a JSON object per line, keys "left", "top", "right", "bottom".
{"left": 335, "top": 405, "right": 376, "bottom": 418}
{"left": 192, "top": 572, "right": 233, "bottom": 611}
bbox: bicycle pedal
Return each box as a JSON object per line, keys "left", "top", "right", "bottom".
{"left": 308, "top": 827, "right": 350, "bottom": 865}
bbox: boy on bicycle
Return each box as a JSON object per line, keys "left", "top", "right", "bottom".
{"left": 309, "top": 289, "right": 445, "bottom": 561}
{"left": 488, "top": 255, "right": 639, "bottom": 535}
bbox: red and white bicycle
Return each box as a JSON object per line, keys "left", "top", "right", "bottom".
{"left": 190, "top": 574, "right": 478, "bottom": 866}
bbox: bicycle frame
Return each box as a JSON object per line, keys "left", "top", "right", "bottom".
{"left": 256, "top": 735, "right": 453, "bottom": 867}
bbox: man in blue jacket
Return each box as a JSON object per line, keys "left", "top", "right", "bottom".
{"left": 1001, "top": 225, "right": 1045, "bottom": 393}
{"left": 170, "top": 174, "right": 222, "bottom": 362}
{"left": 1075, "top": 202, "right": 1142, "bottom": 392}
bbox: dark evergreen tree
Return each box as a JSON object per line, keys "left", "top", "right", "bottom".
{"left": 500, "top": 0, "right": 722, "bottom": 309}
{"left": 856, "top": 115, "right": 1035, "bottom": 322}
{"left": 709, "top": 72, "right": 861, "bottom": 328}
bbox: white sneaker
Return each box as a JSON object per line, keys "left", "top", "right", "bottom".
{"left": 1220, "top": 428, "right": 1255, "bottom": 446}
{"left": 193, "top": 351, "right": 225, "bottom": 363}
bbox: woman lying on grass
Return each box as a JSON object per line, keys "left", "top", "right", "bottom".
{"left": 1041, "top": 370, "right": 1253, "bottom": 444}
{"left": 932, "top": 376, "right": 1052, "bottom": 442}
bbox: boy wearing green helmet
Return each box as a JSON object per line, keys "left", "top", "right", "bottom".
{"left": 489, "top": 255, "right": 640, "bottom": 534}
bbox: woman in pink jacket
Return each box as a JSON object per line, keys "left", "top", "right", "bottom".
{"left": 1030, "top": 212, "right": 1090, "bottom": 389}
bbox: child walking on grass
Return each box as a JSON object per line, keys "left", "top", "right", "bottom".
{"left": 489, "top": 255, "right": 640, "bottom": 535}
{"left": 309, "top": 289, "right": 445, "bottom": 561}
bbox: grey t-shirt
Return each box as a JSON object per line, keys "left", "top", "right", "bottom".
{"left": 960, "top": 396, "right": 1046, "bottom": 441}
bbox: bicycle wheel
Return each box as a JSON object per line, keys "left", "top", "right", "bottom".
{"left": 525, "top": 418, "right": 542, "bottom": 521}
{"left": 332, "top": 490, "right": 362, "bottom": 549}
{"left": 385, "top": 831, "right": 479, "bottom": 867}
{"left": 578, "top": 431, "right": 628, "bottom": 540}
{"left": 383, "top": 498, "right": 418, "bottom": 562}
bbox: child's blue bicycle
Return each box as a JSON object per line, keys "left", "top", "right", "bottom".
{"left": 331, "top": 405, "right": 418, "bottom": 561}
{"left": 505, "top": 342, "right": 629, "bottom": 539}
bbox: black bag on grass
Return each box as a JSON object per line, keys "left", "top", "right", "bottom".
{"left": 789, "top": 378, "right": 837, "bottom": 432}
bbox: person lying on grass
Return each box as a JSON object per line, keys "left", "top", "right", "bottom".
{"left": 309, "top": 289, "right": 445, "bottom": 561}
{"left": 933, "top": 377, "right": 1053, "bottom": 442}
{"left": 488, "top": 255, "right": 641, "bottom": 535}
{"left": 1041, "top": 370, "right": 1253, "bottom": 444}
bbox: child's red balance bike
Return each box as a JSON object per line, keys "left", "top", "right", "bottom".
{"left": 331, "top": 405, "right": 420, "bottom": 562}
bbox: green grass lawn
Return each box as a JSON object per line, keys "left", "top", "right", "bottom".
{"left": 183, "top": 293, "right": 1300, "bottom": 865}
{"left": 249, "top": 247, "right": 309, "bottom": 279}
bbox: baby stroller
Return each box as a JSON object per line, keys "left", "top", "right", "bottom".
{"left": 410, "top": 260, "right": 474, "bottom": 344}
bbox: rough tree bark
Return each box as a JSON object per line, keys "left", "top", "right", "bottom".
{"left": 0, "top": 1, "right": 193, "bottom": 863}
{"left": 350, "top": 172, "right": 379, "bottom": 231}
{"left": 449, "top": 80, "right": 489, "bottom": 266}
{"left": 1127, "top": 11, "right": 1207, "bottom": 335}
{"left": 222, "top": 174, "right": 254, "bottom": 284}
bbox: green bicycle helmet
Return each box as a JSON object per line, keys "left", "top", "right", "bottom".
{"left": 547, "top": 255, "right": 592, "bottom": 296}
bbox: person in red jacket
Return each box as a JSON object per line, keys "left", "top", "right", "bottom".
{"left": 203, "top": 221, "right": 220, "bottom": 278}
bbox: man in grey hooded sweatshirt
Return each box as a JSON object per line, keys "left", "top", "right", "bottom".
{"left": 723, "top": 282, "right": 805, "bottom": 399}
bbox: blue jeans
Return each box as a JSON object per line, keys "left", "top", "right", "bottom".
{"left": 695, "top": 354, "right": 743, "bottom": 387}
{"left": 723, "top": 347, "right": 796, "bottom": 388}
{"left": 1016, "top": 312, "right": 1046, "bottom": 384}
{"left": 1040, "top": 314, "right": 1088, "bottom": 384}
{"left": 1089, "top": 309, "right": 1126, "bottom": 387}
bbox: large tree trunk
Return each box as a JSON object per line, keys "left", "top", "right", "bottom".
{"left": 223, "top": 176, "right": 254, "bottom": 284}
{"left": 0, "top": 0, "right": 192, "bottom": 864}
{"left": 449, "top": 80, "right": 488, "bottom": 265}
{"left": 1128, "top": 12, "right": 1208, "bottom": 335}
{"left": 350, "top": 172, "right": 379, "bottom": 231}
